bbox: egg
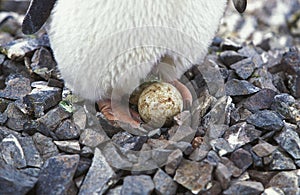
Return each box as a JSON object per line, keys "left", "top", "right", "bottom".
{"left": 138, "top": 82, "right": 183, "bottom": 127}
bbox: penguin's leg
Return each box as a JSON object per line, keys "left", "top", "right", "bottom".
{"left": 97, "top": 99, "right": 142, "bottom": 128}
{"left": 170, "top": 80, "right": 193, "bottom": 110}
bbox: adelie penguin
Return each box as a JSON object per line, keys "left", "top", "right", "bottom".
{"left": 22, "top": 0, "right": 247, "bottom": 131}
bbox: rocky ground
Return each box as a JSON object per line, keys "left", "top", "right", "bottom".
{"left": 0, "top": 0, "right": 299, "bottom": 194}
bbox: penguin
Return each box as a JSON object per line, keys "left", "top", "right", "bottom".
{"left": 22, "top": 0, "right": 247, "bottom": 130}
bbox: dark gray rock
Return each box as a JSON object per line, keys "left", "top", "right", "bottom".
{"left": 243, "top": 89, "right": 277, "bottom": 112}
{"left": 220, "top": 38, "right": 242, "bottom": 51}
{"left": 121, "top": 175, "right": 154, "bottom": 195}
{"left": 0, "top": 134, "right": 26, "bottom": 168}
{"left": 267, "top": 171, "right": 299, "bottom": 195}
{"left": 226, "top": 79, "right": 260, "bottom": 96}
{"left": 54, "top": 140, "right": 81, "bottom": 154}
{"left": 30, "top": 47, "right": 57, "bottom": 80}
{"left": 79, "top": 148, "right": 117, "bottom": 195}
{"left": 275, "top": 126, "right": 300, "bottom": 159}
{"left": 219, "top": 50, "right": 247, "bottom": 66}
{"left": 36, "top": 155, "right": 80, "bottom": 195}
{"left": 224, "top": 181, "right": 264, "bottom": 195}
{"left": 248, "top": 170, "right": 277, "bottom": 187}
{"left": 207, "top": 124, "right": 228, "bottom": 139}
{"left": 55, "top": 119, "right": 80, "bottom": 140}
{"left": 252, "top": 141, "right": 277, "bottom": 157}
{"left": 79, "top": 128, "right": 109, "bottom": 148}
{"left": 153, "top": 169, "right": 178, "bottom": 195}
{"left": 119, "top": 135, "right": 148, "bottom": 151}
{"left": 74, "top": 157, "right": 92, "bottom": 178}
{"left": 0, "top": 112, "right": 7, "bottom": 125}
{"left": 36, "top": 106, "right": 71, "bottom": 131}
{"left": 223, "top": 122, "right": 261, "bottom": 150}
{"left": 0, "top": 162, "right": 38, "bottom": 195}
{"left": 23, "top": 85, "right": 62, "bottom": 118}
{"left": 267, "top": 150, "right": 296, "bottom": 170}
{"left": 272, "top": 94, "right": 300, "bottom": 123}
{"left": 246, "top": 110, "right": 284, "bottom": 131}
{"left": 230, "top": 148, "right": 253, "bottom": 172}
{"left": 215, "top": 163, "right": 232, "bottom": 189}
{"left": 174, "top": 160, "right": 213, "bottom": 194}
{"left": 165, "top": 149, "right": 183, "bottom": 175}
{"left": 32, "top": 133, "right": 59, "bottom": 160}
{"left": 230, "top": 58, "right": 255, "bottom": 79}
{"left": 18, "top": 136, "right": 43, "bottom": 168}
{"left": 0, "top": 35, "right": 50, "bottom": 61}
{"left": 5, "top": 103, "right": 28, "bottom": 131}
{"left": 0, "top": 74, "right": 31, "bottom": 100}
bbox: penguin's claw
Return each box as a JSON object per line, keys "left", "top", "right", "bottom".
{"left": 97, "top": 100, "right": 142, "bottom": 129}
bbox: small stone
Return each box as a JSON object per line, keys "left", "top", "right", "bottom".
{"left": 243, "top": 89, "right": 277, "bottom": 112}
{"left": 79, "top": 128, "right": 109, "bottom": 147}
{"left": 210, "top": 138, "right": 234, "bottom": 156}
{"left": 36, "top": 106, "right": 71, "bottom": 131}
{"left": 230, "top": 148, "right": 253, "bottom": 172}
{"left": 153, "top": 169, "right": 178, "bottom": 195}
{"left": 169, "top": 125, "right": 196, "bottom": 143}
{"left": 119, "top": 136, "right": 148, "bottom": 151}
{"left": 55, "top": 119, "right": 80, "bottom": 140}
{"left": 223, "top": 181, "right": 264, "bottom": 195}
{"left": 30, "top": 47, "right": 57, "bottom": 80}
{"left": 225, "top": 79, "right": 260, "bottom": 96}
{"left": 54, "top": 140, "right": 81, "bottom": 154}
{"left": 248, "top": 170, "right": 277, "bottom": 187}
{"left": 230, "top": 58, "right": 255, "bottom": 79}
{"left": 5, "top": 103, "right": 28, "bottom": 131}
{"left": 207, "top": 124, "right": 228, "bottom": 139}
{"left": 18, "top": 136, "right": 43, "bottom": 168}
{"left": 275, "top": 126, "right": 300, "bottom": 159}
{"left": 262, "top": 187, "right": 285, "bottom": 195}
{"left": 79, "top": 148, "right": 117, "bottom": 195}
{"left": 0, "top": 162, "right": 38, "bottom": 195}
{"left": 219, "top": 50, "right": 247, "bottom": 66}
{"left": 267, "top": 150, "right": 296, "bottom": 170}
{"left": 165, "top": 149, "right": 183, "bottom": 175}
{"left": 220, "top": 157, "right": 243, "bottom": 178}
{"left": 223, "top": 122, "right": 261, "bottom": 150}
{"left": 220, "top": 38, "right": 242, "bottom": 51}
{"left": 0, "top": 134, "right": 26, "bottom": 168}
{"left": 0, "top": 74, "right": 31, "bottom": 100}
{"left": 36, "top": 155, "right": 80, "bottom": 195}
{"left": 206, "top": 150, "right": 221, "bottom": 166}
{"left": 246, "top": 110, "right": 284, "bottom": 131}
{"left": 174, "top": 160, "right": 213, "bottom": 194}
{"left": 252, "top": 141, "right": 277, "bottom": 157}
{"left": 73, "top": 107, "right": 87, "bottom": 130}
{"left": 23, "top": 85, "right": 62, "bottom": 118}
{"left": 32, "top": 133, "right": 59, "bottom": 160}
{"left": 0, "top": 35, "right": 50, "bottom": 61}
{"left": 215, "top": 163, "right": 232, "bottom": 189}
{"left": 121, "top": 175, "right": 154, "bottom": 195}
{"left": 267, "top": 171, "right": 299, "bottom": 195}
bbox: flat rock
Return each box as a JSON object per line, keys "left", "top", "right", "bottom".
{"left": 252, "top": 141, "right": 277, "bottom": 157}
{"left": 121, "top": 175, "right": 154, "bottom": 195}
{"left": 165, "top": 149, "right": 183, "bottom": 175}
{"left": 215, "top": 163, "right": 232, "bottom": 189}
{"left": 0, "top": 162, "right": 38, "bottom": 195}
{"left": 32, "top": 133, "right": 59, "bottom": 160}
{"left": 267, "top": 150, "right": 296, "bottom": 170}
{"left": 219, "top": 50, "right": 247, "bottom": 66}
{"left": 230, "top": 148, "right": 253, "bottom": 172}
{"left": 18, "top": 136, "right": 43, "bottom": 168}
{"left": 246, "top": 110, "right": 284, "bottom": 131}
{"left": 230, "top": 58, "right": 255, "bottom": 79}
{"left": 79, "top": 128, "right": 109, "bottom": 147}
{"left": 267, "top": 171, "right": 299, "bottom": 195}
{"left": 243, "top": 89, "right": 277, "bottom": 112}
{"left": 225, "top": 79, "right": 260, "bottom": 96}
{"left": 223, "top": 181, "right": 264, "bottom": 195}
{"left": 79, "top": 148, "right": 117, "bottom": 195}
{"left": 153, "top": 169, "right": 178, "bottom": 195}
{"left": 0, "top": 74, "right": 31, "bottom": 100}
{"left": 275, "top": 126, "right": 300, "bottom": 159}
{"left": 5, "top": 103, "right": 28, "bottom": 131}
{"left": 0, "top": 134, "right": 26, "bottom": 168}
{"left": 55, "top": 119, "right": 80, "bottom": 140}
{"left": 36, "top": 155, "right": 80, "bottom": 195}
{"left": 174, "top": 160, "right": 213, "bottom": 194}
{"left": 169, "top": 125, "right": 196, "bottom": 143}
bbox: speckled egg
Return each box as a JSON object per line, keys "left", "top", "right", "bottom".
{"left": 138, "top": 82, "right": 183, "bottom": 127}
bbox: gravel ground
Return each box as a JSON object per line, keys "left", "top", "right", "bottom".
{"left": 0, "top": 0, "right": 299, "bottom": 194}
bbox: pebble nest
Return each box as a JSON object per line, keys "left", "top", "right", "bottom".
{"left": 0, "top": 0, "right": 299, "bottom": 195}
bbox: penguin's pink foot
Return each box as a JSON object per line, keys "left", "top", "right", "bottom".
{"left": 171, "top": 80, "right": 193, "bottom": 110}
{"left": 97, "top": 99, "right": 142, "bottom": 129}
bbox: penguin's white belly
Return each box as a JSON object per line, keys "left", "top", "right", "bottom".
{"left": 48, "top": 0, "right": 227, "bottom": 100}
